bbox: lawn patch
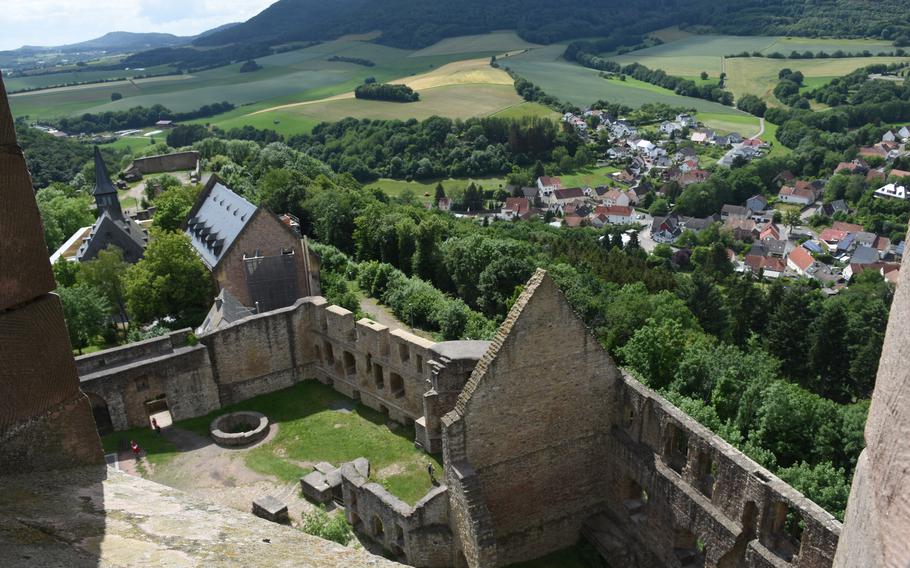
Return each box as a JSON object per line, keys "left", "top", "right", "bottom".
{"left": 176, "top": 381, "right": 442, "bottom": 505}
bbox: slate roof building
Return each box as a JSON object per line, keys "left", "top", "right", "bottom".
{"left": 184, "top": 176, "right": 321, "bottom": 313}
{"left": 75, "top": 147, "right": 148, "bottom": 263}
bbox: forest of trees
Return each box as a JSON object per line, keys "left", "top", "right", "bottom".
{"left": 195, "top": 0, "right": 910, "bottom": 51}
{"left": 353, "top": 83, "right": 419, "bottom": 102}
{"left": 286, "top": 115, "right": 581, "bottom": 182}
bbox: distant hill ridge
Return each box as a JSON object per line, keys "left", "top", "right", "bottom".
{"left": 195, "top": 0, "right": 910, "bottom": 50}
{"left": 4, "top": 24, "right": 239, "bottom": 56}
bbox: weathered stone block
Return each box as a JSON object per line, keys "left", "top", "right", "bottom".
{"left": 252, "top": 495, "right": 289, "bottom": 523}
{"left": 301, "top": 470, "right": 333, "bottom": 503}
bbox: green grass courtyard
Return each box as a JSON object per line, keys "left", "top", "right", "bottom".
{"left": 103, "top": 380, "right": 442, "bottom": 505}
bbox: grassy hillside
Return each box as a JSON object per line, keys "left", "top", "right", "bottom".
{"left": 500, "top": 44, "right": 744, "bottom": 114}
{"left": 195, "top": 0, "right": 910, "bottom": 51}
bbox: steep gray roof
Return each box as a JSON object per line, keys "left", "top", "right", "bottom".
{"left": 185, "top": 181, "right": 257, "bottom": 269}
{"left": 92, "top": 146, "right": 117, "bottom": 198}
{"left": 75, "top": 210, "right": 147, "bottom": 263}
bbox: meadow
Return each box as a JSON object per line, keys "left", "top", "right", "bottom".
{"left": 607, "top": 33, "right": 910, "bottom": 103}
{"left": 500, "top": 44, "right": 744, "bottom": 114}
{"left": 7, "top": 37, "right": 513, "bottom": 120}
{"left": 365, "top": 177, "right": 508, "bottom": 204}
{"left": 725, "top": 56, "right": 910, "bottom": 103}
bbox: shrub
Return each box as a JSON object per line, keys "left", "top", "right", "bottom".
{"left": 301, "top": 505, "right": 352, "bottom": 545}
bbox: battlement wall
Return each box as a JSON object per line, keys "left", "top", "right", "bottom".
{"left": 77, "top": 297, "right": 440, "bottom": 436}
{"left": 602, "top": 372, "right": 840, "bottom": 568}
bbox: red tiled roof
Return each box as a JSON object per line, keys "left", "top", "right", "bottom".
{"left": 595, "top": 205, "right": 633, "bottom": 217}
{"left": 832, "top": 221, "right": 864, "bottom": 233}
{"left": 819, "top": 228, "right": 847, "bottom": 242}
{"left": 539, "top": 176, "right": 561, "bottom": 187}
{"left": 873, "top": 235, "right": 892, "bottom": 252}
{"left": 788, "top": 246, "right": 814, "bottom": 271}
{"left": 504, "top": 197, "right": 529, "bottom": 214}
{"left": 747, "top": 255, "right": 785, "bottom": 272}
{"left": 563, "top": 215, "right": 584, "bottom": 227}
{"left": 553, "top": 187, "right": 585, "bottom": 200}
{"left": 891, "top": 169, "right": 910, "bottom": 179}
{"left": 760, "top": 224, "right": 780, "bottom": 240}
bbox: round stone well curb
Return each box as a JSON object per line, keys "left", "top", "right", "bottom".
{"left": 210, "top": 411, "right": 270, "bottom": 447}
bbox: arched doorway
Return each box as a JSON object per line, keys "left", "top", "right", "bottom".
{"left": 85, "top": 392, "right": 113, "bottom": 435}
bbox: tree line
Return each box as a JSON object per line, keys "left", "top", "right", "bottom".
{"left": 48, "top": 102, "right": 235, "bottom": 134}
{"left": 354, "top": 83, "right": 419, "bottom": 102}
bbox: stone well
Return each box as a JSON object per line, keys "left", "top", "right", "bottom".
{"left": 210, "top": 411, "right": 269, "bottom": 447}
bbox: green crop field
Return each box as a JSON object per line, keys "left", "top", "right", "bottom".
{"left": 3, "top": 66, "right": 175, "bottom": 92}
{"left": 500, "top": 44, "right": 744, "bottom": 113}
{"left": 409, "top": 31, "right": 541, "bottom": 57}
{"left": 725, "top": 56, "right": 910, "bottom": 103}
{"left": 490, "top": 101, "right": 560, "bottom": 120}
{"left": 223, "top": 84, "right": 525, "bottom": 134}
{"left": 759, "top": 37, "right": 896, "bottom": 55}
{"left": 697, "top": 112, "right": 761, "bottom": 137}
{"left": 7, "top": 38, "right": 473, "bottom": 119}
{"left": 559, "top": 166, "right": 621, "bottom": 188}
{"left": 604, "top": 33, "right": 910, "bottom": 104}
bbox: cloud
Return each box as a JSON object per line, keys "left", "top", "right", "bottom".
{"left": 0, "top": 0, "right": 275, "bottom": 50}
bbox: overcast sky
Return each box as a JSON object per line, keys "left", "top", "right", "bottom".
{"left": 0, "top": 0, "right": 276, "bottom": 50}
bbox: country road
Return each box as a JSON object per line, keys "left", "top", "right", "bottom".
{"left": 752, "top": 117, "right": 766, "bottom": 140}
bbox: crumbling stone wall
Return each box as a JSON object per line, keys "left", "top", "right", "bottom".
{"left": 442, "top": 269, "right": 840, "bottom": 568}
{"left": 124, "top": 151, "right": 199, "bottom": 176}
{"left": 341, "top": 463, "right": 453, "bottom": 567}
{"left": 307, "top": 302, "right": 437, "bottom": 425}
{"left": 597, "top": 373, "right": 840, "bottom": 568}
{"left": 74, "top": 269, "right": 844, "bottom": 568}
{"left": 442, "top": 270, "right": 617, "bottom": 566}
{"left": 80, "top": 342, "right": 219, "bottom": 431}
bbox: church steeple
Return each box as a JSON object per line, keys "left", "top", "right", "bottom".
{"left": 92, "top": 146, "right": 122, "bottom": 219}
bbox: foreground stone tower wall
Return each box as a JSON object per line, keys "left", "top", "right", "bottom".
{"left": 834, "top": 241, "right": 910, "bottom": 566}
{"left": 0, "top": 71, "right": 104, "bottom": 474}
{"left": 442, "top": 271, "right": 618, "bottom": 566}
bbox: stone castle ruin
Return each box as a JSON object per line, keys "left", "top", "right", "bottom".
{"left": 1, "top": 69, "right": 909, "bottom": 566}
{"left": 73, "top": 269, "right": 841, "bottom": 567}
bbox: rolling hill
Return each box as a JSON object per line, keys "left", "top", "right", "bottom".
{"left": 196, "top": 0, "right": 910, "bottom": 50}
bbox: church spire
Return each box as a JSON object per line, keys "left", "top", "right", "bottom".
{"left": 92, "top": 146, "right": 122, "bottom": 219}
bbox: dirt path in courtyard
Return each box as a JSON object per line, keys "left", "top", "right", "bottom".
{"left": 118, "top": 424, "right": 319, "bottom": 527}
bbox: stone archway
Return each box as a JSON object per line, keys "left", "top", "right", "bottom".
{"left": 85, "top": 392, "right": 114, "bottom": 436}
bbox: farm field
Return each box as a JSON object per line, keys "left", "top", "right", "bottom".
{"left": 6, "top": 37, "right": 496, "bottom": 119}
{"left": 213, "top": 56, "right": 528, "bottom": 133}
{"left": 606, "top": 33, "right": 910, "bottom": 104}
{"left": 408, "top": 31, "right": 541, "bottom": 57}
{"left": 490, "top": 101, "right": 559, "bottom": 120}
{"left": 3, "top": 65, "right": 175, "bottom": 92}
{"left": 500, "top": 44, "right": 744, "bottom": 114}
{"left": 725, "top": 56, "right": 910, "bottom": 103}
{"left": 227, "top": 84, "right": 524, "bottom": 134}
{"left": 697, "top": 112, "right": 761, "bottom": 137}
{"left": 559, "top": 166, "right": 621, "bottom": 189}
